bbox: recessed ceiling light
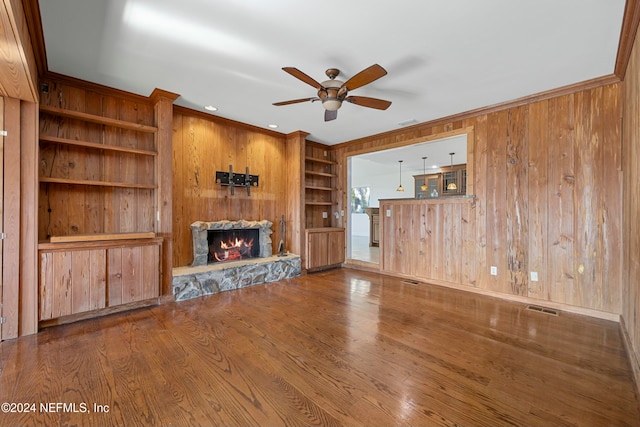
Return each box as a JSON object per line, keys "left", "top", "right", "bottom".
{"left": 268, "top": 124, "right": 278, "bottom": 129}
{"left": 398, "top": 119, "right": 418, "bottom": 127}
{"left": 204, "top": 105, "right": 218, "bottom": 111}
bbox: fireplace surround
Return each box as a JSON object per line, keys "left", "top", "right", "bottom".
{"left": 172, "top": 219, "right": 300, "bottom": 302}
{"left": 190, "top": 219, "right": 273, "bottom": 266}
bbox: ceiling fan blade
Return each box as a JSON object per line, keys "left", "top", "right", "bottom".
{"left": 282, "top": 67, "right": 323, "bottom": 89}
{"left": 273, "top": 97, "right": 318, "bottom": 106}
{"left": 325, "top": 109, "right": 338, "bottom": 121}
{"left": 342, "top": 64, "right": 387, "bottom": 91}
{"left": 345, "top": 96, "right": 392, "bottom": 110}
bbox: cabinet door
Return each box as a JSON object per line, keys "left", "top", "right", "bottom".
{"left": 371, "top": 214, "right": 380, "bottom": 245}
{"left": 327, "top": 230, "right": 345, "bottom": 266}
{"left": 415, "top": 174, "right": 441, "bottom": 198}
{"left": 39, "top": 249, "right": 107, "bottom": 320}
{"left": 306, "top": 232, "right": 328, "bottom": 270}
{"left": 108, "top": 244, "right": 160, "bottom": 306}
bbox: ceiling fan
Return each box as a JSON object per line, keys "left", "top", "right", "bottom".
{"left": 273, "top": 64, "right": 392, "bottom": 121}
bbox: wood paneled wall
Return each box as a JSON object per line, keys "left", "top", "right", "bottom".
{"left": 622, "top": 14, "right": 640, "bottom": 391}
{"left": 380, "top": 198, "right": 476, "bottom": 285}
{"left": 0, "top": 95, "right": 38, "bottom": 339}
{"left": 335, "top": 83, "right": 623, "bottom": 315}
{"left": 0, "top": 0, "right": 38, "bottom": 102}
{"left": 172, "top": 108, "right": 290, "bottom": 267}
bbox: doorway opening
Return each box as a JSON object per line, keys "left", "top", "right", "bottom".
{"left": 345, "top": 129, "right": 472, "bottom": 267}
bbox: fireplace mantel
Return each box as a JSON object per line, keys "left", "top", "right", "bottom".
{"left": 191, "top": 219, "right": 273, "bottom": 266}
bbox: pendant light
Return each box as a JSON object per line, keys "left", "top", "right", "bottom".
{"left": 396, "top": 160, "right": 404, "bottom": 192}
{"left": 420, "top": 157, "right": 428, "bottom": 191}
{"left": 447, "top": 152, "right": 458, "bottom": 190}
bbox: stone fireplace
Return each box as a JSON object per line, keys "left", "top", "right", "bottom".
{"left": 190, "top": 219, "right": 273, "bottom": 266}
{"left": 172, "top": 219, "right": 300, "bottom": 302}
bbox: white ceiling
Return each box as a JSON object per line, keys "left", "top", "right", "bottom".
{"left": 38, "top": 0, "right": 626, "bottom": 146}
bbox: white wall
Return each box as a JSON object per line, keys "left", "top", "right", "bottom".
{"left": 351, "top": 159, "right": 415, "bottom": 236}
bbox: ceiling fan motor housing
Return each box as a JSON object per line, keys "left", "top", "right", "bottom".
{"left": 319, "top": 78, "right": 344, "bottom": 111}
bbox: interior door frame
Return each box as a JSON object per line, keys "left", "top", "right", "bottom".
{"left": 0, "top": 97, "right": 4, "bottom": 341}
{"left": 343, "top": 127, "right": 475, "bottom": 268}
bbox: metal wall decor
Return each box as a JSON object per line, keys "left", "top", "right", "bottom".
{"left": 215, "top": 165, "right": 259, "bottom": 195}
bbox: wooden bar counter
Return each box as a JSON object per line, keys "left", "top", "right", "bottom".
{"left": 379, "top": 196, "right": 477, "bottom": 287}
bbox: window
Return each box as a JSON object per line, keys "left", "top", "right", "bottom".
{"left": 351, "top": 187, "right": 370, "bottom": 213}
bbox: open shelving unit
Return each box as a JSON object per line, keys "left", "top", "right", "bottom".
{"left": 37, "top": 87, "right": 165, "bottom": 326}
{"left": 304, "top": 154, "right": 338, "bottom": 226}
{"left": 303, "top": 143, "right": 344, "bottom": 271}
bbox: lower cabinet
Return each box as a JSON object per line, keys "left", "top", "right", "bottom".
{"left": 365, "top": 208, "right": 380, "bottom": 246}
{"left": 305, "top": 228, "right": 345, "bottom": 271}
{"left": 39, "top": 239, "right": 161, "bottom": 323}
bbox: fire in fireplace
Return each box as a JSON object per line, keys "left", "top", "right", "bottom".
{"left": 207, "top": 229, "right": 260, "bottom": 263}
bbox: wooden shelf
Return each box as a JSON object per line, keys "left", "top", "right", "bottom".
{"left": 305, "top": 170, "right": 337, "bottom": 178}
{"left": 305, "top": 201, "right": 338, "bottom": 206}
{"left": 40, "top": 135, "right": 158, "bottom": 156}
{"left": 40, "top": 177, "right": 157, "bottom": 189}
{"left": 305, "top": 185, "right": 336, "bottom": 191}
{"left": 40, "top": 105, "right": 158, "bottom": 134}
{"left": 304, "top": 145, "right": 338, "bottom": 229}
{"left": 305, "top": 156, "right": 337, "bottom": 165}
{"left": 49, "top": 232, "right": 156, "bottom": 243}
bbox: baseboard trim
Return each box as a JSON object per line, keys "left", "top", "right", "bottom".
{"left": 343, "top": 259, "right": 380, "bottom": 274}
{"left": 367, "top": 269, "right": 621, "bottom": 322}
{"left": 620, "top": 316, "right": 640, "bottom": 404}
{"left": 38, "top": 297, "right": 160, "bottom": 329}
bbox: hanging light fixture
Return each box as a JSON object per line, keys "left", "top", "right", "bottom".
{"left": 420, "top": 157, "right": 428, "bottom": 191}
{"left": 396, "top": 160, "right": 404, "bottom": 192}
{"left": 447, "top": 152, "right": 458, "bottom": 190}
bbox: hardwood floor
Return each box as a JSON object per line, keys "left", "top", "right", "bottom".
{"left": 0, "top": 268, "right": 638, "bottom": 426}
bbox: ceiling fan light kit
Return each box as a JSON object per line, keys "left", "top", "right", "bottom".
{"left": 273, "top": 64, "right": 392, "bottom": 121}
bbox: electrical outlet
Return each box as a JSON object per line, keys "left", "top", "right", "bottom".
{"left": 323, "top": 150, "right": 328, "bottom": 157}
{"left": 386, "top": 209, "right": 391, "bottom": 217}
{"left": 490, "top": 266, "right": 498, "bottom": 276}
{"left": 530, "top": 271, "right": 539, "bottom": 281}
{"left": 322, "top": 211, "right": 328, "bottom": 219}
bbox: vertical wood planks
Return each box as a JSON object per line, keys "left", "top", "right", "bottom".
{"left": 621, "top": 22, "right": 640, "bottom": 381}
{"left": 547, "top": 95, "right": 575, "bottom": 304}
{"left": 526, "top": 100, "right": 549, "bottom": 300}
{"left": 380, "top": 199, "right": 474, "bottom": 287}
{"left": 171, "top": 108, "right": 291, "bottom": 267}
{"left": 485, "top": 110, "right": 508, "bottom": 293}
{"left": 39, "top": 243, "right": 159, "bottom": 321}
{"left": 506, "top": 106, "right": 529, "bottom": 296}
{"left": 2, "top": 97, "right": 21, "bottom": 338}
{"left": 470, "top": 116, "right": 488, "bottom": 290}
{"left": 342, "top": 83, "right": 623, "bottom": 316}
{"left": 574, "top": 89, "right": 596, "bottom": 308}
{"left": 460, "top": 199, "right": 477, "bottom": 287}
{"left": 0, "top": 97, "right": 3, "bottom": 340}
{"left": 108, "top": 247, "right": 122, "bottom": 307}
{"left": 39, "top": 249, "right": 107, "bottom": 320}
{"left": 285, "top": 132, "right": 305, "bottom": 259}
{"left": 601, "top": 84, "right": 622, "bottom": 313}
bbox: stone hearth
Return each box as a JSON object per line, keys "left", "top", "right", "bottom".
{"left": 173, "top": 218, "right": 300, "bottom": 302}
{"left": 173, "top": 254, "right": 301, "bottom": 302}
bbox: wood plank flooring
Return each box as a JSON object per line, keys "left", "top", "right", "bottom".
{"left": 0, "top": 268, "right": 638, "bottom": 426}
